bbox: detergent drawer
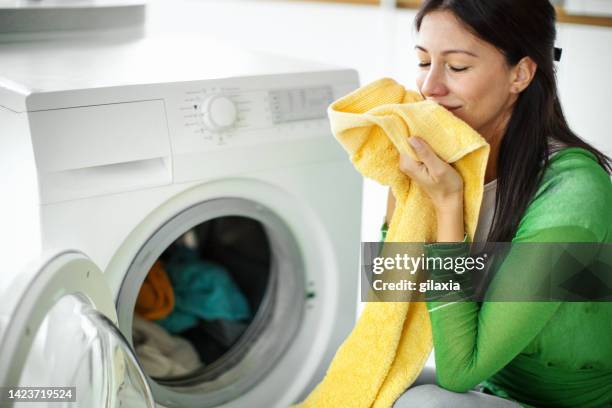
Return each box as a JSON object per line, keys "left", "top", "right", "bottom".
{"left": 28, "top": 99, "right": 172, "bottom": 204}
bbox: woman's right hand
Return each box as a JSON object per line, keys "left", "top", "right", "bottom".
{"left": 399, "top": 136, "right": 464, "bottom": 212}
{"left": 389, "top": 136, "right": 466, "bottom": 243}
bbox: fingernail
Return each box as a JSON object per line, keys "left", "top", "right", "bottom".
{"left": 409, "top": 137, "right": 423, "bottom": 149}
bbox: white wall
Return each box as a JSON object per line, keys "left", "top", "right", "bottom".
{"left": 556, "top": 23, "right": 612, "bottom": 157}
{"left": 147, "top": 0, "right": 612, "bottom": 244}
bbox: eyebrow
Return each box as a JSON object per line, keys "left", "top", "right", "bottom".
{"left": 415, "top": 45, "right": 479, "bottom": 57}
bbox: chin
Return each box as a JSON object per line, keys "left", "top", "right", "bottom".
{"left": 453, "top": 111, "right": 469, "bottom": 124}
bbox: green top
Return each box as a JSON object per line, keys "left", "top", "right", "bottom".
{"left": 382, "top": 147, "right": 612, "bottom": 408}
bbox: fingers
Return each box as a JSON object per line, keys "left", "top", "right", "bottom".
{"left": 398, "top": 137, "right": 465, "bottom": 206}
{"left": 399, "top": 152, "right": 428, "bottom": 182}
{"left": 408, "top": 136, "right": 446, "bottom": 178}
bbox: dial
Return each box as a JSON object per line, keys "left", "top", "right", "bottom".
{"left": 201, "top": 95, "right": 237, "bottom": 131}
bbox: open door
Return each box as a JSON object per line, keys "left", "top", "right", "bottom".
{"left": 0, "top": 251, "right": 155, "bottom": 408}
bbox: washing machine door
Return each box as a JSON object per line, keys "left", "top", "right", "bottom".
{"left": 0, "top": 251, "right": 155, "bottom": 408}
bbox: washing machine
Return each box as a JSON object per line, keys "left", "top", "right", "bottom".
{"left": 0, "top": 35, "right": 362, "bottom": 407}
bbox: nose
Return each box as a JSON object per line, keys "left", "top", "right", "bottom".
{"left": 420, "top": 64, "right": 449, "bottom": 99}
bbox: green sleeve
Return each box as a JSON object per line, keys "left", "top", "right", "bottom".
{"left": 380, "top": 220, "right": 388, "bottom": 242}
{"left": 424, "top": 226, "right": 598, "bottom": 392}
{"left": 422, "top": 147, "right": 612, "bottom": 392}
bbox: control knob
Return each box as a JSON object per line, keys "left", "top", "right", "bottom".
{"left": 201, "top": 95, "right": 237, "bottom": 131}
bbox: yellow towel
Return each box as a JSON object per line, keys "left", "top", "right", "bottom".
{"left": 293, "top": 78, "right": 489, "bottom": 408}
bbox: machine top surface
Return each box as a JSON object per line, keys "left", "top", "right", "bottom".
{"left": 0, "top": 34, "right": 345, "bottom": 111}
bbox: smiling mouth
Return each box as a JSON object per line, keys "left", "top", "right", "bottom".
{"left": 442, "top": 105, "right": 461, "bottom": 112}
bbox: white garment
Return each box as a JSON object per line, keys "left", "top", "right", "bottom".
{"left": 473, "top": 178, "right": 498, "bottom": 243}
{"left": 470, "top": 179, "right": 499, "bottom": 297}
{"left": 132, "top": 316, "right": 202, "bottom": 378}
{"left": 473, "top": 150, "right": 559, "bottom": 243}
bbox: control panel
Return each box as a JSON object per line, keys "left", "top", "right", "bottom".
{"left": 167, "top": 73, "right": 356, "bottom": 157}
{"left": 176, "top": 86, "right": 333, "bottom": 146}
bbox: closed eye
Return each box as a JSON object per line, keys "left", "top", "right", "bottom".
{"left": 448, "top": 65, "right": 469, "bottom": 72}
{"left": 418, "top": 62, "right": 469, "bottom": 72}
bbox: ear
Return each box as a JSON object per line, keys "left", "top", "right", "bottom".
{"left": 510, "top": 56, "right": 537, "bottom": 94}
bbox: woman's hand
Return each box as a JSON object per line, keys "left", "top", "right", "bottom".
{"left": 399, "top": 136, "right": 464, "bottom": 211}
{"left": 399, "top": 136, "right": 465, "bottom": 242}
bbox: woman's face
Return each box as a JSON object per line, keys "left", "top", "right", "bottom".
{"left": 415, "top": 10, "right": 518, "bottom": 139}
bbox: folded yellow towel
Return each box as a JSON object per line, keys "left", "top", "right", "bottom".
{"left": 293, "top": 78, "right": 489, "bottom": 408}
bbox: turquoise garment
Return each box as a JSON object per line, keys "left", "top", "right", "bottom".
{"left": 157, "top": 246, "right": 251, "bottom": 333}
{"left": 383, "top": 147, "right": 612, "bottom": 407}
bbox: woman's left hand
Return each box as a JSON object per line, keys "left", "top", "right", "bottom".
{"left": 399, "top": 136, "right": 464, "bottom": 212}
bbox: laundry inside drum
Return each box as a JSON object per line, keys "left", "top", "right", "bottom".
{"left": 132, "top": 216, "right": 271, "bottom": 383}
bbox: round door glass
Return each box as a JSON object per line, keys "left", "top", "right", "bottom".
{"left": 15, "top": 293, "right": 154, "bottom": 408}
{"left": 117, "top": 198, "right": 306, "bottom": 407}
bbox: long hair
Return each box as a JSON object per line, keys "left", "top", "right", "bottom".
{"left": 415, "top": 0, "right": 612, "bottom": 242}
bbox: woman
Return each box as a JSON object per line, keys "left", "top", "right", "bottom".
{"left": 385, "top": 0, "right": 612, "bottom": 407}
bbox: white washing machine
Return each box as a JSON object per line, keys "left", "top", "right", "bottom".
{"left": 0, "top": 35, "right": 362, "bottom": 407}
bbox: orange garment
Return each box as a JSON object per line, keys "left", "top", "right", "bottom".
{"left": 135, "top": 261, "right": 175, "bottom": 320}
